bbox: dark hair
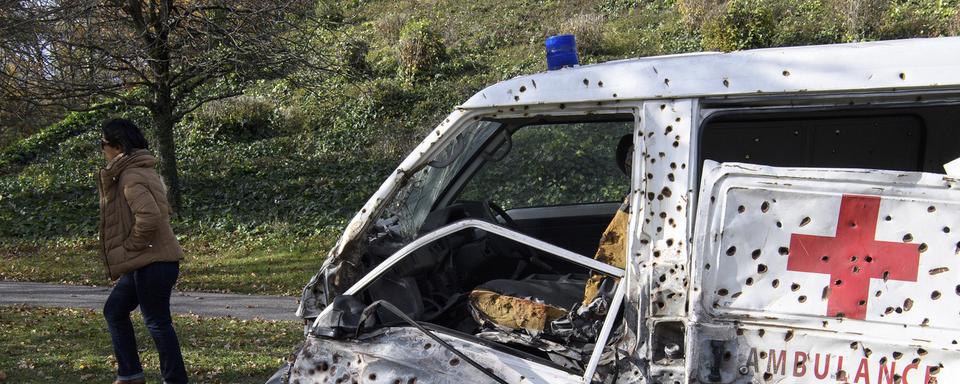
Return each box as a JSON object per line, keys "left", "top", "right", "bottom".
{"left": 615, "top": 133, "right": 633, "bottom": 175}
{"left": 101, "top": 118, "right": 149, "bottom": 154}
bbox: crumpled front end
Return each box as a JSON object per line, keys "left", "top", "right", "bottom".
{"left": 289, "top": 327, "right": 577, "bottom": 384}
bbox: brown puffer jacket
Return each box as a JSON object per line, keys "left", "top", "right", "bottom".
{"left": 97, "top": 149, "right": 183, "bottom": 280}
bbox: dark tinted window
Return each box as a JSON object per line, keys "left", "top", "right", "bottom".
{"left": 699, "top": 105, "right": 960, "bottom": 173}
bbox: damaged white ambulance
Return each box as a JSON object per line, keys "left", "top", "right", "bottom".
{"left": 271, "top": 37, "right": 960, "bottom": 383}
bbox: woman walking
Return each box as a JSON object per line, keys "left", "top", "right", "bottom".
{"left": 97, "top": 118, "right": 187, "bottom": 384}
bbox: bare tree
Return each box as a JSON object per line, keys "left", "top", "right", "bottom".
{"left": 0, "top": 0, "right": 333, "bottom": 210}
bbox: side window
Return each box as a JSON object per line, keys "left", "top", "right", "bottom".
{"left": 698, "top": 105, "right": 960, "bottom": 174}
{"left": 459, "top": 120, "right": 633, "bottom": 209}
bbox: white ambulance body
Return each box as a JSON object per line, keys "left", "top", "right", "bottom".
{"left": 277, "top": 37, "right": 960, "bottom": 384}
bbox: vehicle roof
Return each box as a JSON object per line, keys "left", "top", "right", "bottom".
{"left": 460, "top": 37, "right": 960, "bottom": 109}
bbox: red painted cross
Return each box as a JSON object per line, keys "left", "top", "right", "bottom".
{"left": 787, "top": 195, "right": 920, "bottom": 320}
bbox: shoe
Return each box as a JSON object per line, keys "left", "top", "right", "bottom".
{"left": 112, "top": 379, "right": 146, "bottom": 384}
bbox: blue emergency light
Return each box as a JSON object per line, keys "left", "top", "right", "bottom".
{"left": 545, "top": 34, "right": 579, "bottom": 70}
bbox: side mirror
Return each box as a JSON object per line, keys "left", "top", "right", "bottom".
{"left": 312, "top": 295, "right": 372, "bottom": 339}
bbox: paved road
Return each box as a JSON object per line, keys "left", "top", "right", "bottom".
{"left": 0, "top": 281, "right": 300, "bottom": 321}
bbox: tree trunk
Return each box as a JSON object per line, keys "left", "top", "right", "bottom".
{"left": 152, "top": 104, "right": 181, "bottom": 213}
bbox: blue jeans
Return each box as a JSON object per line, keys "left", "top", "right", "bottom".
{"left": 104, "top": 261, "right": 187, "bottom": 383}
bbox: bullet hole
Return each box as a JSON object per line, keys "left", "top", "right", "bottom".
{"left": 894, "top": 351, "right": 903, "bottom": 359}
{"left": 899, "top": 72, "right": 906, "bottom": 80}
{"left": 424, "top": 343, "right": 432, "bottom": 349}
{"left": 760, "top": 351, "right": 768, "bottom": 358}
{"left": 921, "top": 318, "right": 930, "bottom": 327}
{"left": 746, "top": 277, "right": 754, "bottom": 285}
{"left": 598, "top": 81, "right": 604, "bottom": 87}
{"left": 519, "top": 85, "right": 527, "bottom": 92}
{"left": 738, "top": 205, "right": 746, "bottom": 213}
{"left": 723, "top": 79, "right": 730, "bottom": 87}
{"left": 875, "top": 290, "right": 882, "bottom": 297}
{"left": 835, "top": 279, "right": 843, "bottom": 286}
{"left": 779, "top": 247, "right": 790, "bottom": 255}
{"left": 665, "top": 125, "right": 673, "bottom": 134}
{"left": 761, "top": 201, "right": 770, "bottom": 212}
{"left": 718, "top": 288, "right": 729, "bottom": 296}
{"left": 450, "top": 358, "right": 460, "bottom": 366}
{"left": 514, "top": 96, "right": 520, "bottom": 101}
{"left": 850, "top": 342, "right": 859, "bottom": 350}
{"left": 791, "top": 283, "right": 800, "bottom": 291}
{"left": 852, "top": 266, "right": 861, "bottom": 273}
{"left": 798, "top": 295, "right": 807, "bottom": 303}
{"left": 821, "top": 255, "right": 830, "bottom": 262}
{"left": 800, "top": 217, "right": 811, "bottom": 227}
{"left": 370, "top": 374, "right": 377, "bottom": 380}
{"left": 664, "top": 78, "right": 671, "bottom": 86}
{"left": 612, "top": 93, "right": 618, "bottom": 98}
{"left": 672, "top": 141, "right": 679, "bottom": 147}
{"left": 932, "top": 291, "right": 941, "bottom": 300}
{"left": 944, "top": 226, "right": 951, "bottom": 233}
{"left": 903, "top": 233, "right": 913, "bottom": 242}
{"left": 864, "top": 255, "right": 873, "bottom": 263}
{"left": 918, "top": 348, "right": 928, "bottom": 356}
{"left": 823, "top": 287, "right": 832, "bottom": 299}
{"left": 670, "top": 162, "right": 677, "bottom": 169}
{"left": 661, "top": 187, "right": 672, "bottom": 198}
{"left": 772, "top": 279, "right": 780, "bottom": 288}
{"left": 929, "top": 267, "right": 948, "bottom": 275}
{"left": 724, "top": 351, "right": 732, "bottom": 360}
{"left": 776, "top": 221, "right": 783, "bottom": 228}
{"left": 864, "top": 348, "right": 872, "bottom": 357}
{"left": 885, "top": 215, "right": 892, "bottom": 221}
{"left": 559, "top": 103, "right": 566, "bottom": 109}
{"left": 885, "top": 307, "right": 895, "bottom": 314}
{"left": 880, "top": 357, "right": 888, "bottom": 364}
{"left": 660, "top": 104, "right": 666, "bottom": 110}
{"left": 726, "top": 246, "right": 737, "bottom": 256}
{"left": 731, "top": 291, "right": 742, "bottom": 298}
{"left": 752, "top": 249, "right": 761, "bottom": 259}
{"left": 758, "top": 329, "right": 766, "bottom": 337}
{"left": 782, "top": 70, "right": 791, "bottom": 77}
{"left": 705, "top": 263, "right": 711, "bottom": 270}
{"left": 918, "top": 243, "right": 928, "bottom": 253}
{"left": 927, "top": 205, "right": 936, "bottom": 213}
{"left": 583, "top": 78, "right": 590, "bottom": 86}
{"left": 883, "top": 271, "right": 890, "bottom": 281}
{"left": 757, "top": 264, "right": 768, "bottom": 273}
{"left": 647, "top": 192, "right": 656, "bottom": 201}
{"left": 668, "top": 173, "right": 675, "bottom": 182}
{"left": 858, "top": 299, "right": 866, "bottom": 306}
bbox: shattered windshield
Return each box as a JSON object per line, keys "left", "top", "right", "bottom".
{"left": 379, "top": 119, "right": 503, "bottom": 239}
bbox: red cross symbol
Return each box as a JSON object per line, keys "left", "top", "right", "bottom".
{"left": 787, "top": 195, "right": 920, "bottom": 320}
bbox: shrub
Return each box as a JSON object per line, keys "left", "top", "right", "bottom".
{"left": 559, "top": 13, "right": 607, "bottom": 55}
{"left": 397, "top": 19, "right": 447, "bottom": 82}
{"left": 336, "top": 37, "right": 372, "bottom": 78}
{"left": 701, "top": 0, "right": 777, "bottom": 51}
{"left": 876, "top": 0, "right": 960, "bottom": 39}
{"left": 702, "top": 0, "right": 844, "bottom": 51}
{"left": 374, "top": 11, "right": 410, "bottom": 42}
{"left": 186, "top": 96, "right": 279, "bottom": 142}
{"left": 0, "top": 110, "right": 103, "bottom": 172}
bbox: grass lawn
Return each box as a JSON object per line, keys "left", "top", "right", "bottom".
{"left": 0, "top": 305, "right": 302, "bottom": 384}
{"left": 0, "top": 233, "right": 334, "bottom": 296}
